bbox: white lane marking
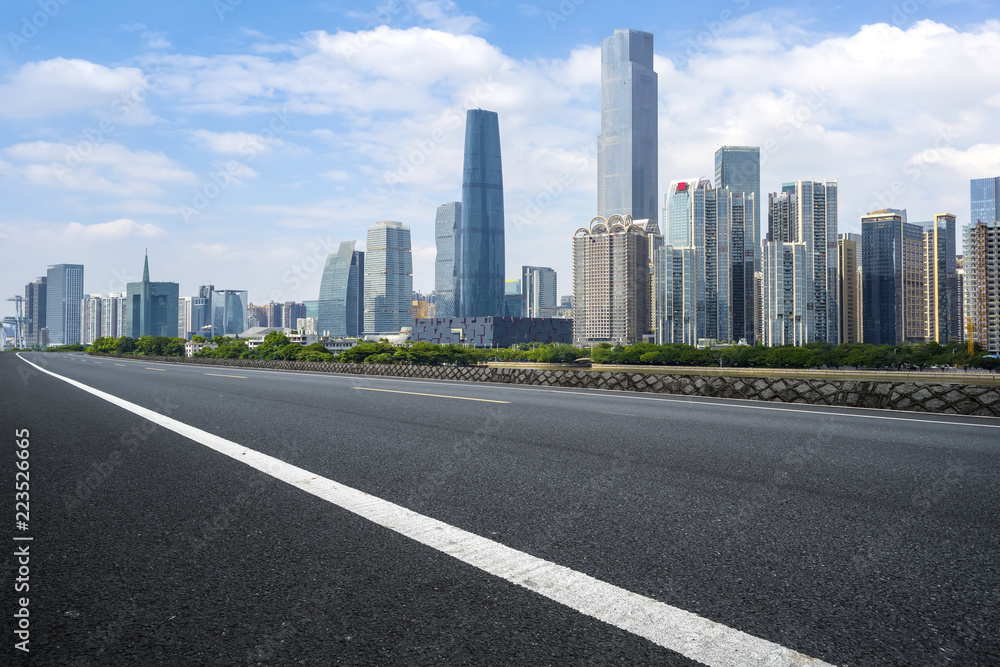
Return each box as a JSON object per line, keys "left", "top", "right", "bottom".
{"left": 353, "top": 386, "right": 511, "bottom": 404}
{"left": 19, "top": 353, "right": 834, "bottom": 667}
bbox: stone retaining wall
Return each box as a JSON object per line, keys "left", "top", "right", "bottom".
{"left": 93, "top": 353, "right": 1000, "bottom": 417}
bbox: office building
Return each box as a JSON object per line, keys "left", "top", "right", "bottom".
{"left": 923, "top": 213, "right": 959, "bottom": 343}
{"left": 318, "top": 242, "right": 364, "bottom": 338}
{"left": 573, "top": 215, "right": 656, "bottom": 344}
{"left": 761, "top": 180, "right": 839, "bottom": 346}
{"left": 970, "top": 176, "right": 1000, "bottom": 226}
{"left": 364, "top": 221, "right": 412, "bottom": 334}
{"left": 964, "top": 221, "right": 1000, "bottom": 352}
{"left": 715, "top": 146, "right": 761, "bottom": 248}
{"left": 46, "top": 263, "right": 85, "bottom": 345}
{"left": 658, "top": 180, "right": 755, "bottom": 344}
{"left": 24, "top": 276, "right": 46, "bottom": 347}
{"left": 522, "top": 266, "right": 558, "bottom": 318}
{"left": 434, "top": 202, "right": 461, "bottom": 318}
{"left": 125, "top": 254, "right": 179, "bottom": 338}
{"left": 838, "top": 233, "right": 862, "bottom": 344}
{"left": 211, "top": 290, "right": 249, "bottom": 336}
{"left": 861, "top": 209, "right": 926, "bottom": 345}
{"left": 598, "top": 29, "right": 657, "bottom": 220}
{"left": 458, "top": 110, "right": 505, "bottom": 318}
{"left": 282, "top": 302, "right": 306, "bottom": 331}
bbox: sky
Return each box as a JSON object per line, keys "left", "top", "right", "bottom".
{"left": 1, "top": 0, "right": 999, "bottom": 321}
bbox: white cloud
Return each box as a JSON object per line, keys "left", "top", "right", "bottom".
{"left": 2, "top": 141, "right": 198, "bottom": 196}
{"left": 0, "top": 59, "right": 151, "bottom": 119}
{"left": 59, "top": 219, "right": 167, "bottom": 242}
{"left": 191, "top": 130, "right": 285, "bottom": 155}
{"left": 193, "top": 242, "right": 237, "bottom": 256}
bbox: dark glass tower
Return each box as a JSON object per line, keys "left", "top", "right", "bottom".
{"left": 318, "top": 241, "right": 364, "bottom": 337}
{"left": 45, "top": 264, "right": 84, "bottom": 345}
{"left": 125, "top": 254, "right": 179, "bottom": 338}
{"left": 971, "top": 176, "right": 1000, "bottom": 224}
{"left": 458, "top": 109, "right": 505, "bottom": 318}
{"left": 598, "top": 29, "right": 657, "bottom": 220}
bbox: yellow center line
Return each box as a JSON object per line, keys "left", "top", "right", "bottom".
{"left": 144, "top": 368, "right": 166, "bottom": 372}
{"left": 93, "top": 361, "right": 102, "bottom": 364}
{"left": 205, "top": 373, "right": 248, "bottom": 379}
{"left": 353, "top": 387, "right": 511, "bottom": 404}
{"left": 114, "top": 364, "right": 127, "bottom": 367}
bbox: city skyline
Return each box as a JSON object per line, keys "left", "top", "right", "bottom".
{"left": 2, "top": 2, "right": 1000, "bottom": 320}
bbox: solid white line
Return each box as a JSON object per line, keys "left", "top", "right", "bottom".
{"left": 18, "top": 352, "right": 833, "bottom": 667}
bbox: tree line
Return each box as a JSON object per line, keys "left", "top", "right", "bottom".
{"left": 81, "top": 335, "right": 998, "bottom": 370}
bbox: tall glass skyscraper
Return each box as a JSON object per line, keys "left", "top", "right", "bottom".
{"left": 45, "top": 264, "right": 83, "bottom": 345}
{"left": 714, "top": 146, "right": 761, "bottom": 272}
{"left": 318, "top": 241, "right": 364, "bottom": 338}
{"left": 364, "top": 221, "right": 413, "bottom": 334}
{"left": 971, "top": 176, "right": 1000, "bottom": 225}
{"left": 598, "top": 29, "right": 657, "bottom": 221}
{"left": 458, "top": 109, "right": 505, "bottom": 318}
{"left": 125, "top": 254, "right": 179, "bottom": 338}
{"left": 434, "top": 202, "right": 461, "bottom": 318}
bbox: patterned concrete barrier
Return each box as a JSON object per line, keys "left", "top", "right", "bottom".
{"left": 93, "top": 353, "right": 1000, "bottom": 417}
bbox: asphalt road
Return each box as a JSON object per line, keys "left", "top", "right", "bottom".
{"left": 3, "top": 351, "right": 999, "bottom": 666}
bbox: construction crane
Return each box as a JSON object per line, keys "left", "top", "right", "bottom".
{"left": 5, "top": 295, "right": 25, "bottom": 349}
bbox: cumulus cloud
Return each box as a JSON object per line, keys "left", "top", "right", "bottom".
{"left": 0, "top": 59, "right": 153, "bottom": 119}
{"left": 1, "top": 141, "right": 198, "bottom": 196}
{"left": 190, "top": 129, "right": 285, "bottom": 155}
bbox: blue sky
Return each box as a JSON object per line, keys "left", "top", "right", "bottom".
{"left": 1, "top": 0, "right": 999, "bottom": 321}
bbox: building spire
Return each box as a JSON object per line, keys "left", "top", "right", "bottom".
{"left": 143, "top": 249, "right": 149, "bottom": 282}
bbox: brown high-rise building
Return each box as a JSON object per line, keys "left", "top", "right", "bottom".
{"left": 838, "top": 234, "right": 862, "bottom": 344}
{"left": 573, "top": 215, "right": 654, "bottom": 345}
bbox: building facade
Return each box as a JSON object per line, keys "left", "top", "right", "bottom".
{"left": 573, "top": 215, "right": 654, "bottom": 345}
{"left": 434, "top": 201, "right": 461, "bottom": 319}
{"left": 971, "top": 176, "right": 1000, "bottom": 226}
{"left": 24, "top": 276, "right": 46, "bottom": 347}
{"left": 125, "top": 255, "right": 179, "bottom": 338}
{"left": 458, "top": 110, "right": 505, "bottom": 318}
{"left": 715, "top": 146, "right": 761, "bottom": 251}
{"left": 761, "top": 180, "right": 839, "bottom": 346}
{"left": 964, "top": 221, "right": 1000, "bottom": 352}
{"left": 364, "top": 221, "right": 413, "bottom": 334}
{"left": 923, "top": 213, "right": 959, "bottom": 343}
{"left": 861, "top": 209, "right": 925, "bottom": 345}
{"left": 45, "top": 264, "right": 84, "bottom": 346}
{"left": 598, "top": 29, "right": 657, "bottom": 220}
{"left": 318, "top": 241, "right": 364, "bottom": 338}
{"left": 522, "top": 266, "right": 557, "bottom": 318}
{"left": 838, "top": 233, "right": 862, "bottom": 344}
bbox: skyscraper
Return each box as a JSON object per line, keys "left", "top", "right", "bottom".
{"left": 45, "top": 264, "right": 84, "bottom": 345}
{"left": 364, "top": 221, "right": 413, "bottom": 334}
{"left": 210, "top": 290, "right": 249, "bottom": 336}
{"left": 923, "top": 213, "right": 959, "bottom": 343}
{"left": 125, "top": 254, "right": 179, "bottom": 338}
{"left": 434, "top": 202, "right": 461, "bottom": 318}
{"left": 573, "top": 215, "right": 655, "bottom": 344}
{"left": 761, "top": 180, "right": 839, "bottom": 345}
{"left": 964, "top": 220, "right": 1000, "bottom": 352}
{"left": 458, "top": 110, "right": 505, "bottom": 318}
{"left": 24, "top": 276, "right": 46, "bottom": 347}
{"left": 522, "top": 266, "right": 557, "bottom": 318}
{"left": 715, "top": 146, "right": 761, "bottom": 246}
{"left": 861, "top": 209, "right": 925, "bottom": 345}
{"left": 318, "top": 241, "right": 364, "bottom": 338}
{"left": 598, "top": 29, "right": 657, "bottom": 220}
{"left": 838, "top": 233, "right": 862, "bottom": 344}
{"left": 970, "top": 176, "right": 1000, "bottom": 225}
